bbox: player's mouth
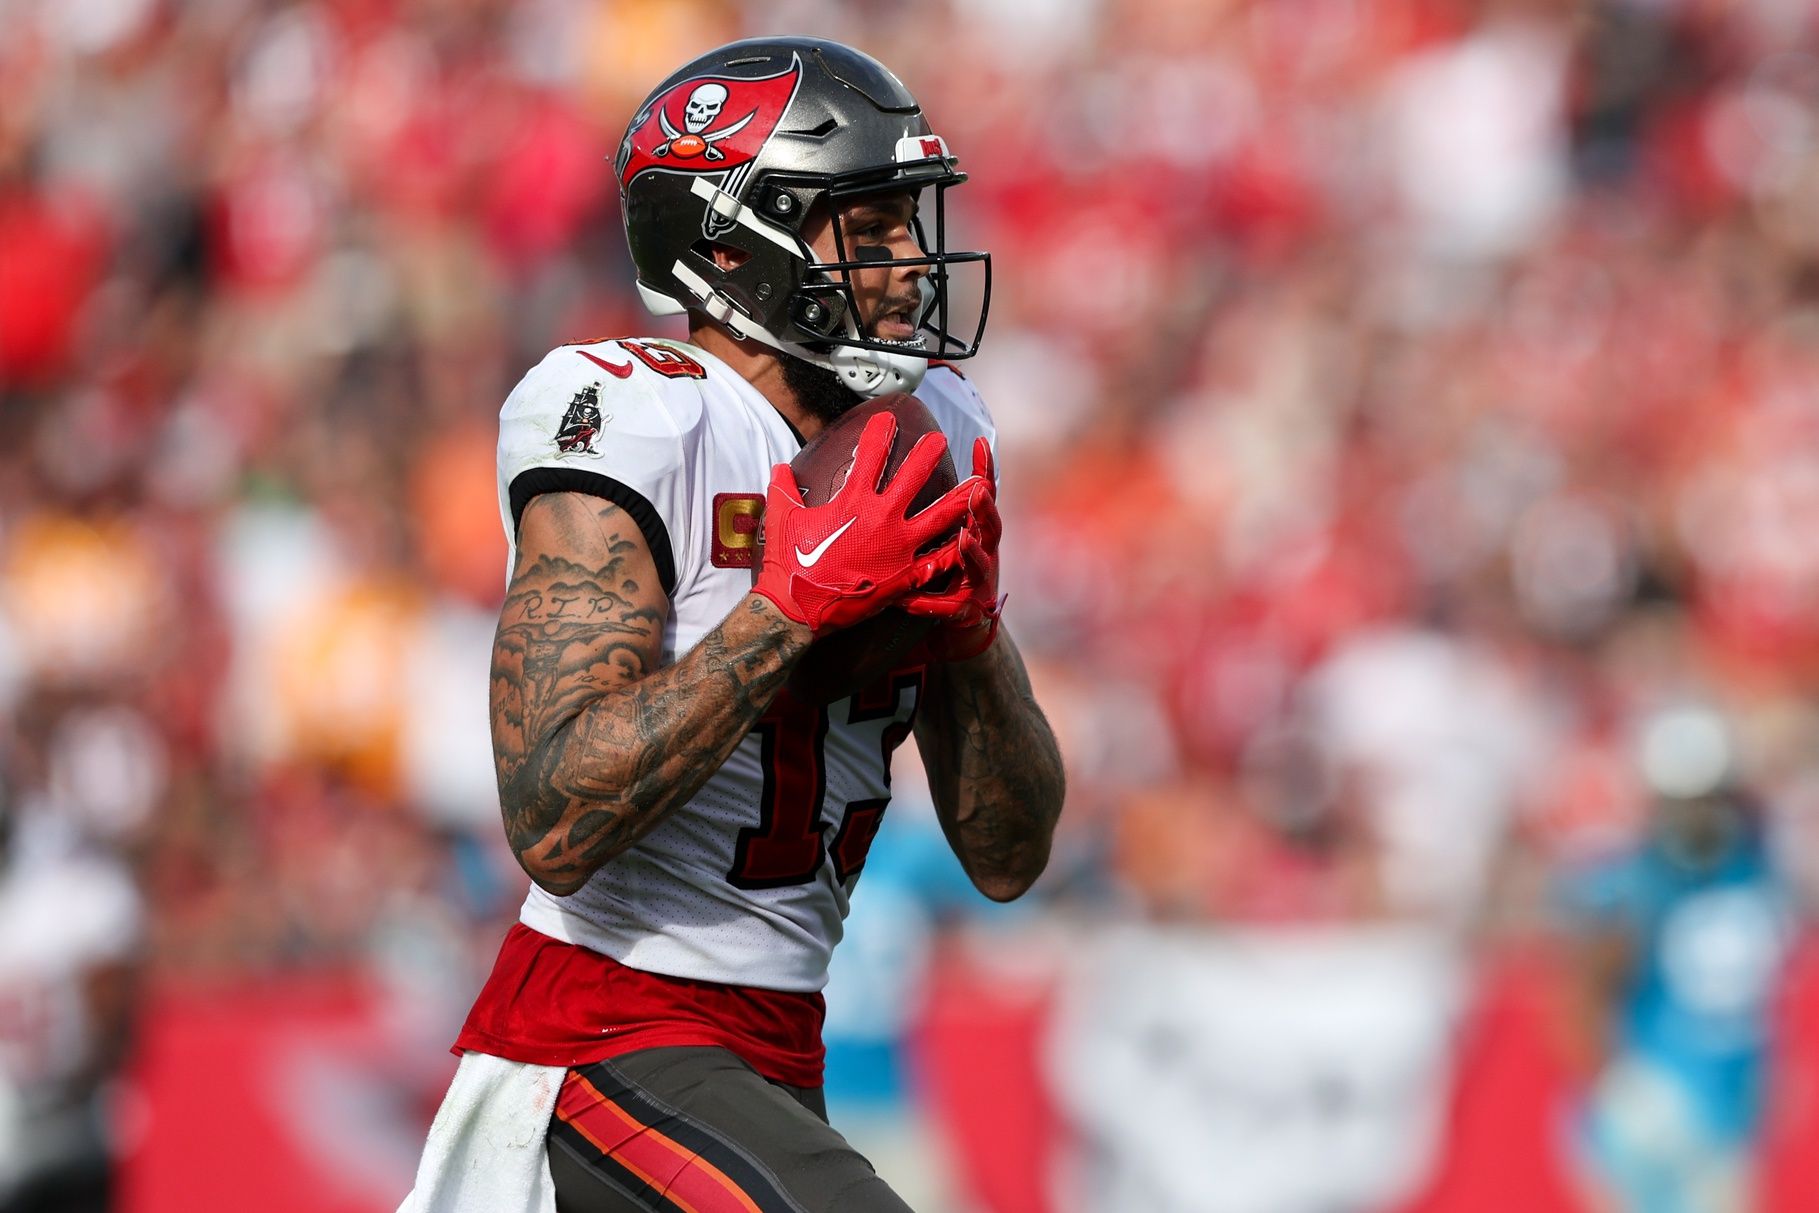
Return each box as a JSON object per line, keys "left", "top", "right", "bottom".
{"left": 871, "top": 300, "right": 924, "bottom": 345}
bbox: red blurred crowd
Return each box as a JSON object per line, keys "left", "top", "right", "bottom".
{"left": 5, "top": 0, "right": 1819, "bottom": 1211}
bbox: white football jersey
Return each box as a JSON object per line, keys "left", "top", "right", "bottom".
{"left": 494, "top": 338, "right": 995, "bottom": 992}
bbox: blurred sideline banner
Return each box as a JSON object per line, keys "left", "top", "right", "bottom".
{"left": 914, "top": 934, "right": 1819, "bottom": 1213}
{"left": 118, "top": 973, "right": 447, "bottom": 1213}
{"left": 1397, "top": 950, "right": 1589, "bottom": 1213}
{"left": 1759, "top": 939, "right": 1819, "bottom": 1213}
{"left": 113, "top": 941, "right": 1819, "bottom": 1213}
{"left": 914, "top": 936, "right": 1062, "bottom": 1213}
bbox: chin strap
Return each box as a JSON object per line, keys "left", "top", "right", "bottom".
{"left": 652, "top": 179, "right": 931, "bottom": 399}
{"left": 822, "top": 342, "right": 930, "bottom": 397}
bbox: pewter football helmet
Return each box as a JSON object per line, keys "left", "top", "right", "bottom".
{"left": 616, "top": 37, "right": 991, "bottom": 396}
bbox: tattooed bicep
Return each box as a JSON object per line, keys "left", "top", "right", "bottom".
{"left": 491, "top": 492, "right": 669, "bottom": 773}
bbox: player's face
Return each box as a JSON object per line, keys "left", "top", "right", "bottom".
{"left": 805, "top": 191, "right": 926, "bottom": 344}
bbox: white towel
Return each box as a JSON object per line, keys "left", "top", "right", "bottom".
{"left": 397, "top": 1052, "right": 564, "bottom": 1213}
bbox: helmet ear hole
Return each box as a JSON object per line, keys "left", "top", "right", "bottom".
{"left": 693, "top": 240, "right": 750, "bottom": 271}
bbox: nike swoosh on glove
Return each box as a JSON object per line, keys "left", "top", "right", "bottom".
{"left": 901, "top": 436, "right": 1004, "bottom": 661}
{"left": 753, "top": 412, "right": 988, "bottom": 636}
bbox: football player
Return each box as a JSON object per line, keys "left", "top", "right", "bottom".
{"left": 398, "top": 37, "right": 1065, "bottom": 1213}
{"left": 0, "top": 769, "right": 141, "bottom": 1213}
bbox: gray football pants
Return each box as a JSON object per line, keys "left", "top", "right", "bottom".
{"left": 546, "top": 1046, "right": 914, "bottom": 1213}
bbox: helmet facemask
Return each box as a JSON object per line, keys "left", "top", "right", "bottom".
{"left": 655, "top": 164, "right": 990, "bottom": 397}
{"left": 789, "top": 175, "right": 990, "bottom": 365}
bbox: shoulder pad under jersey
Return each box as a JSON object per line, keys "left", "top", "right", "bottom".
{"left": 916, "top": 362, "right": 998, "bottom": 485}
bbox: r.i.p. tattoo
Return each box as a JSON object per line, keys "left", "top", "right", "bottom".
{"left": 491, "top": 492, "right": 809, "bottom": 894}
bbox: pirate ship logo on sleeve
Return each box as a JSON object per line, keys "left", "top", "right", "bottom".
{"left": 555, "top": 383, "right": 604, "bottom": 454}
{"left": 617, "top": 57, "right": 801, "bottom": 191}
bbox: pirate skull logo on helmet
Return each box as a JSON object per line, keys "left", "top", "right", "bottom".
{"left": 683, "top": 84, "right": 728, "bottom": 134}
{"left": 653, "top": 82, "right": 755, "bottom": 161}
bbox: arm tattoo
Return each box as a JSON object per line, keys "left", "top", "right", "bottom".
{"left": 915, "top": 631, "right": 1066, "bottom": 901}
{"left": 491, "top": 492, "right": 809, "bottom": 895}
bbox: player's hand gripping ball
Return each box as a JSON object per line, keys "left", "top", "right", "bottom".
{"left": 910, "top": 437, "right": 1004, "bottom": 662}
{"left": 753, "top": 396, "right": 985, "bottom": 703}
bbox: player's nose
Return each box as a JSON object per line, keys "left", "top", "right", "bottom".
{"left": 893, "top": 231, "right": 928, "bottom": 278}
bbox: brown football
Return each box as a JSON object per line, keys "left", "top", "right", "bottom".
{"left": 756, "top": 393, "right": 958, "bottom": 706}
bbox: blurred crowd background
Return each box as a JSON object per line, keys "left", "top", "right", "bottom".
{"left": 5, "top": 0, "right": 1819, "bottom": 1210}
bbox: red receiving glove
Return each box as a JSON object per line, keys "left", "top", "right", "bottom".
{"left": 754, "top": 412, "right": 986, "bottom": 636}
{"left": 903, "top": 436, "right": 1004, "bottom": 661}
